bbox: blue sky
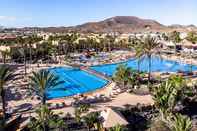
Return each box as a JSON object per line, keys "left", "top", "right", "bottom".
{"left": 0, "top": 0, "right": 196, "bottom": 27}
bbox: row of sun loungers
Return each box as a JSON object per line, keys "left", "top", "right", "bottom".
{"left": 110, "top": 86, "right": 128, "bottom": 97}
{"left": 72, "top": 94, "right": 110, "bottom": 106}
{"left": 47, "top": 102, "right": 67, "bottom": 110}
{"left": 69, "top": 51, "right": 133, "bottom": 66}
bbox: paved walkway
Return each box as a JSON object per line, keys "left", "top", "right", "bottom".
{"left": 49, "top": 92, "right": 153, "bottom": 117}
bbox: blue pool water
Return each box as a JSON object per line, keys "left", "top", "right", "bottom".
{"left": 90, "top": 56, "right": 197, "bottom": 77}
{"left": 46, "top": 67, "right": 108, "bottom": 99}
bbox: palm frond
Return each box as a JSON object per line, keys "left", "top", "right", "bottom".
{"left": 29, "top": 70, "right": 63, "bottom": 103}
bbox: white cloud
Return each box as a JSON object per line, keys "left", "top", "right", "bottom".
{"left": 0, "top": 16, "right": 16, "bottom": 21}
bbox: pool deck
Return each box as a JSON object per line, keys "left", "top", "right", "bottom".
{"left": 81, "top": 66, "right": 111, "bottom": 80}
{"left": 17, "top": 92, "right": 154, "bottom": 129}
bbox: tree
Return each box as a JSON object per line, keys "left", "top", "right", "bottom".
{"left": 189, "top": 80, "right": 197, "bottom": 101}
{"left": 0, "top": 65, "right": 14, "bottom": 122}
{"left": 16, "top": 36, "right": 28, "bottom": 76}
{"left": 171, "top": 113, "right": 192, "bottom": 131}
{"left": 162, "top": 33, "right": 169, "bottom": 41}
{"left": 128, "top": 69, "right": 145, "bottom": 89}
{"left": 113, "top": 64, "right": 144, "bottom": 90}
{"left": 18, "top": 48, "right": 27, "bottom": 76}
{"left": 62, "top": 33, "right": 78, "bottom": 53}
{"left": 27, "top": 35, "right": 43, "bottom": 68}
{"left": 153, "top": 81, "right": 176, "bottom": 120}
{"left": 83, "top": 111, "right": 102, "bottom": 131}
{"left": 152, "top": 75, "right": 186, "bottom": 120}
{"left": 74, "top": 103, "right": 90, "bottom": 123}
{"left": 133, "top": 39, "right": 143, "bottom": 72}
{"left": 186, "top": 31, "right": 197, "bottom": 44}
{"left": 29, "top": 70, "right": 62, "bottom": 105}
{"left": 149, "top": 119, "right": 171, "bottom": 131}
{"left": 186, "top": 31, "right": 197, "bottom": 72}
{"left": 106, "top": 35, "right": 115, "bottom": 51}
{"left": 0, "top": 49, "right": 10, "bottom": 64}
{"left": 113, "top": 64, "right": 131, "bottom": 88}
{"left": 139, "top": 36, "right": 160, "bottom": 83}
{"left": 36, "top": 41, "right": 56, "bottom": 62}
{"left": 28, "top": 105, "right": 66, "bottom": 131}
{"left": 109, "top": 124, "right": 126, "bottom": 131}
{"left": 99, "top": 37, "right": 106, "bottom": 52}
{"left": 151, "top": 76, "right": 193, "bottom": 131}
{"left": 170, "top": 31, "right": 182, "bottom": 53}
{"left": 74, "top": 107, "right": 82, "bottom": 123}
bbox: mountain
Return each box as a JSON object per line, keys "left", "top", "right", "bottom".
{"left": 0, "top": 26, "right": 4, "bottom": 30}
{"left": 69, "top": 16, "right": 166, "bottom": 33}
{"left": 1, "top": 16, "right": 196, "bottom": 33}
{"left": 168, "top": 24, "right": 197, "bottom": 32}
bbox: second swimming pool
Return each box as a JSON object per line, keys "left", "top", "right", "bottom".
{"left": 90, "top": 56, "right": 197, "bottom": 77}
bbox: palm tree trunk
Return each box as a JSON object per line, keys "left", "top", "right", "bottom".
{"left": 148, "top": 55, "right": 151, "bottom": 83}
{"left": 3, "top": 54, "right": 6, "bottom": 64}
{"left": 29, "top": 46, "right": 32, "bottom": 69}
{"left": 174, "top": 43, "right": 177, "bottom": 54}
{"left": 190, "top": 51, "right": 192, "bottom": 73}
{"left": 24, "top": 55, "right": 27, "bottom": 76}
{"left": 123, "top": 81, "right": 127, "bottom": 88}
{"left": 108, "top": 42, "right": 111, "bottom": 52}
{"left": 1, "top": 89, "right": 6, "bottom": 119}
{"left": 43, "top": 122, "right": 47, "bottom": 131}
{"left": 137, "top": 59, "right": 140, "bottom": 72}
{"left": 44, "top": 123, "right": 49, "bottom": 131}
{"left": 87, "top": 126, "right": 90, "bottom": 131}
{"left": 42, "top": 95, "right": 46, "bottom": 105}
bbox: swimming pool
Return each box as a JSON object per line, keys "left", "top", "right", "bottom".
{"left": 90, "top": 56, "right": 197, "bottom": 77}
{"left": 46, "top": 67, "right": 108, "bottom": 99}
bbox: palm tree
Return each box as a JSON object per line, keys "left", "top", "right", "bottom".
{"left": 128, "top": 69, "right": 145, "bottom": 89}
{"left": 109, "top": 124, "right": 125, "bottom": 131}
{"left": 18, "top": 48, "right": 27, "bottom": 76}
{"left": 74, "top": 103, "right": 90, "bottom": 124}
{"left": 28, "top": 105, "right": 66, "bottom": 131}
{"left": 153, "top": 81, "right": 175, "bottom": 120}
{"left": 170, "top": 31, "right": 182, "bottom": 53}
{"left": 113, "top": 64, "right": 131, "bottom": 88}
{"left": 74, "top": 107, "right": 82, "bottom": 123}
{"left": 0, "top": 65, "right": 14, "bottom": 120}
{"left": 171, "top": 113, "right": 192, "bottom": 131}
{"left": 138, "top": 36, "right": 160, "bottom": 83}
{"left": 68, "top": 33, "right": 79, "bottom": 53}
{"left": 36, "top": 41, "right": 56, "bottom": 65}
{"left": 186, "top": 31, "right": 197, "bottom": 44}
{"left": 152, "top": 75, "right": 185, "bottom": 120}
{"left": 168, "top": 75, "right": 185, "bottom": 89}
{"left": 186, "top": 31, "right": 197, "bottom": 72}
{"left": 16, "top": 36, "right": 28, "bottom": 76}
{"left": 28, "top": 35, "right": 42, "bottom": 69}
{"left": 106, "top": 35, "right": 115, "bottom": 51}
{"left": 29, "top": 70, "right": 62, "bottom": 105}
{"left": 0, "top": 49, "right": 10, "bottom": 64}
{"left": 162, "top": 33, "right": 169, "bottom": 41}
{"left": 132, "top": 39, "right": 143, "bottom": 72}
{"left": 83, "top": 111, "right": 102, "bottom": 131}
